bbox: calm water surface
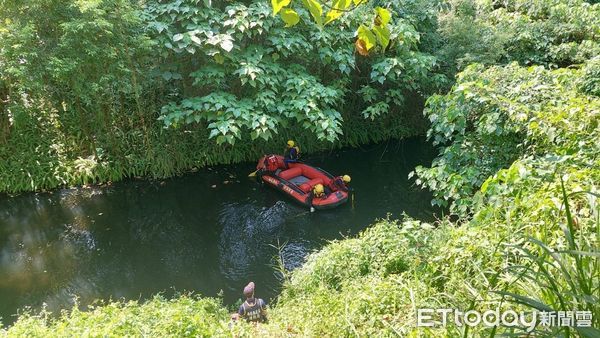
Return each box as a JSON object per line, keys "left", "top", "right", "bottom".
{"left": 0, "top": 138, "right": 440, "bottom": 324}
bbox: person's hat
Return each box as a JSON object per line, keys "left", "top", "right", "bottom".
{"left": 287, "top": 140, "right": 295, "bottom": 147}
{"left": 243, "top": 282, "right": 255, "bottom": 297}
{"left": 343, "top": 175, "right": 351, "bottom": 183}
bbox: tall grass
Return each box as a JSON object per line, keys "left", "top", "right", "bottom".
{"left": 497, "top": 179, "right": 600, "bottom": 337}
{"left": 0, "top": 107, "right": 425, "bottom": 194}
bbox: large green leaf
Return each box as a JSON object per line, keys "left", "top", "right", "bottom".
{"left": 357, "top": 25, "right": 376, "bottom": 50}
{"left": 301, "top": 0, "right": 323, "bottom": 26}
{"left": 271, "top": 0, "right": 291, "bottom": 16}
{"left": 190, "top": 35, "right": 202, "bottom": 46}
{"left": 220, "top": 39, "right": 233, "bottom": 52}
{"left": 173, "top": 33, "right": 184, "bottom": 42}
{"left": 375, "top": 7, "right": 391, "bottom": 26}
{"left": 325, "top": 0, "right": 351, "bottom": 25}
{"left": 214, "top": 53, "right": 225, "bottom": 64}
{"left": 280, "top": 8, "right": 300, "bottom": 27}
{"left": 373, "top": 25, "right": 390, "bottom": 49}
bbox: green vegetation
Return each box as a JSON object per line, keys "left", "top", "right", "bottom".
{"left": 437, "top": 0, "right": 600, "bottom": 70}
{"left": 1, "top": 0, "right": 598, "bottom": 336}
{"left": 3, "top": 193, "right": 598, "bottom": 336}
{"left": 0, "top": 0, "right": 441, "bottom": 193}
{"left": 413, "top": 60, "right": 599, "bottom": 215}
{"left": 3, "top": 296, "right": 230, "bottom": 336}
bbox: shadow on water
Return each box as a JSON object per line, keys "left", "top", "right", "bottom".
{"left": 0, "top": 137, "right": 441, "bottom": 325}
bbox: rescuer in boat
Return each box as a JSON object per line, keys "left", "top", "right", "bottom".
{"left": 238, "top": 282, "right": 267, "bottom": 323}
{"left": 307, "top": 183, "right": 326, "bottom": 212}
{"left": 329, "top": 175, "right": 351, "bottom": 192}
{"left": 283, "top": 140, "right": 300, "bottom": 168}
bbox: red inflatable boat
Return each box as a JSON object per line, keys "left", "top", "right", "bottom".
{"left": 255, "top": 155, "right": 348, "bottom": 210}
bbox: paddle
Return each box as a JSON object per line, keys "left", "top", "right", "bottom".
{"left": 248, "top": 170, "right": 257, "bottom": 177}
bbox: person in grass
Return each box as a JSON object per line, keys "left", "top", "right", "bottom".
{"left": 238, "top": 282, "right": 267, "bottom": 323}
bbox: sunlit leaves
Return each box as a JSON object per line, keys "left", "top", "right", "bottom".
{"left": 280, "top": 8, "right": 300, "bottom": 27}
{"left": 301, "top": 0, "right": 323, "bottom": 26}
{"left": 372, "top": 25, "right": 390, "bottom": 49}
{"left": 268, "top": 1, "right": 394, "bottom": 55}
{"left": 355, "top": 7, "right": 392, "bottom": 55}
{"left": 271, "top": 0, "right": 291, "bottom": 15}
{"left": 169, "top": 29, "right": 234, "bottom": 54}
{"left": 357, "top": 25, "right": 376, "bottom": 50}
{"left": 324, "top": 0, "right": 351, "bottom": 25}
{"left": 220, "top": 39, "right": 234, "bottom": 52}
{"left": 414, "top": 61, "right": 600, "bottom": 215}
{"left": 190, "top": 35, "right": 202, "bottom": 45}
{"left": 206, "top": 33, "right": 234, "bottom": 52}
{"left": 375, "top": 7, "right": 391, "bottom": 26}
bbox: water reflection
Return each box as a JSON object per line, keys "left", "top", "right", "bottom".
{"left": 218, "top": 200, "right": 299, "bottom": 285}
{"left": 0, "top": 191, "right": 93, "bottom": 321}
{"left": 0, "top": 138, "right": 440, "bottom": 324}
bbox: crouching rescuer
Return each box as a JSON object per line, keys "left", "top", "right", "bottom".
{"left": 307, "top": 183, "right": 325, "bottom": 212}
{"left": 238, "top": 282, "right": 267, "bottom": 323}
{"left": 329, "top": 175, "right": 351, "bottom": 192}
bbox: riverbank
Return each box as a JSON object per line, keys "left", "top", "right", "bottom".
{"left": 3, "top": 58, "right": 598, "bottom": 337}
{"left": 0, "top": 108, "right": 427, "bottom": 195}
{"left": 0, "top": 138, "right": 440, "bottom": 323}
{"left": 2, "top": 201, "right": 596, "bottom": 337}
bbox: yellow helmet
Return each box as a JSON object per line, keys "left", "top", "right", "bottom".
{"left": 287, "top": 140, "right": 295, "bottom": 147}
{"left": 313, "top": 184, "right": 324, "bottom": 195}
{"left": 343, "top": 175, "right": 351, "bottom": 183}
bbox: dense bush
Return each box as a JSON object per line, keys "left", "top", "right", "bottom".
{"left": 438, "top": 0, "right": 600, "bottom": 70}
{"left": 149, "top": 0, "right": 445, "bottom": 143}
{"left": 413, "top": 60, "right": 600, "bottom": 215}
{"left": 579, "top": 57, "right": 600, "bottom": 96}
{"left": 2, "top": 295, "right": 230, "bottom": 336}
{"left": 0, "top": 0, "right": 158, "bottom": 192}
{"left": 0, "top": 0, "right": 443, "bottom": 193}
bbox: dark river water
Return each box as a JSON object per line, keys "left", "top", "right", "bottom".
{"left": 0, "top": 138, "right": 440, "bottom": 325}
